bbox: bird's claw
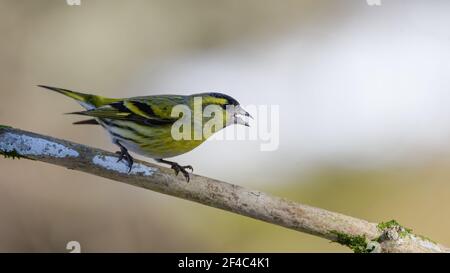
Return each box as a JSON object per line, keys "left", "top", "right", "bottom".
{"left": 116, "top": 148, "right": 134, "bottom": 173}
{"left": 156, "top": 159, "right": 193, "bottom": 182}
{"left": 170, "top": 163, "right": 193, "bottom": 182}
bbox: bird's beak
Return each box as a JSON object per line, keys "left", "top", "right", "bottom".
{"left": 233, "top": 105, "right": 253, "bottom": 127}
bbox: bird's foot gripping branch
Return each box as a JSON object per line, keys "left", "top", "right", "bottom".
{"left": 0, "top": 125, "right": 449, "bottom": 253}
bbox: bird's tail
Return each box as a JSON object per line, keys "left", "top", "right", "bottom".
{"left": 38, "top": 85, "right": 119, "bottom": 110}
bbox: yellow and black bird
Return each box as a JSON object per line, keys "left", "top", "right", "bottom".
{"left": 38, "top": 85, "right": 251, "bottom": 181}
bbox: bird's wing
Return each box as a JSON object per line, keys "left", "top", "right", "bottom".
{"left": 69, "top": 96, "right": 187, "bottom": 125}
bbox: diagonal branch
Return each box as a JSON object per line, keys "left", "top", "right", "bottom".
{"left": 0, "top": 125, "right": 448, "bottom": 253}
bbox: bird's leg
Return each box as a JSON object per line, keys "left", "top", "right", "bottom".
{"left": 114, "top": 140, "right": 134, "bottom": 173}
{"left": 156, "top": 159, "right": 193, "bottom": 182}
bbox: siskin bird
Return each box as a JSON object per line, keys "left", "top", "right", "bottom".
{"left": 38, "top": 85, "right": 251, "bottom": 181}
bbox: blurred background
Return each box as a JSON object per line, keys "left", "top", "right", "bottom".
{"left": 1, "top": 0, "right": 450, "bottom": 252}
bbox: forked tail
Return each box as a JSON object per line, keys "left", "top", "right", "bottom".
{"left": 38, "top": 85, "right": 118, "bottom": 110}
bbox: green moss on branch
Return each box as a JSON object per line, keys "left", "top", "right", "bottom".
{"left": 377, "top": 219, "right": 435, "bottom": 244}
{"left": 330, "top": 231, "right": 370, "bottom": 253}
{"left": 377, "top": 220, "right": 412, "bottom": 238}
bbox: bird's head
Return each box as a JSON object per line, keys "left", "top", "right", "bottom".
{"left": 190, "top": 92, "right": 252, "bottom": 127}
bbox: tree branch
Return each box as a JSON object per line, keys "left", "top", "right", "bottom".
{"left": 0, "top": 125, "right": 448, "bottom": 253}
